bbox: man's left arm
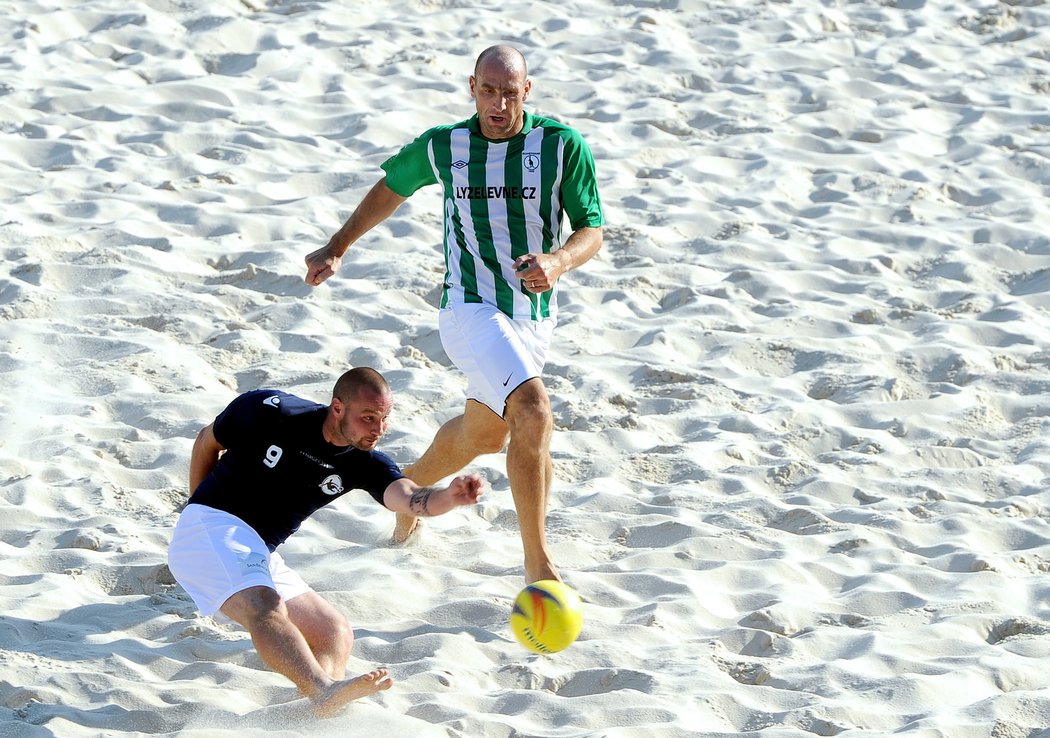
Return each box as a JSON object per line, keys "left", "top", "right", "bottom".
{"left": 516, "top": 129, "right": 603, "bottom": 292}
{"left": 515, "top": 226, "right": 603, "bottom": 293}
{"left": 382, "top": 474, "right": 484, "bottom": 517}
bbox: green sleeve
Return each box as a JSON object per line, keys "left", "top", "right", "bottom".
{"left": 380, "top": 131, "right": 438, "bottom": 197}
{"left": 560, "top": 133, "right": 605, "bottom": 231}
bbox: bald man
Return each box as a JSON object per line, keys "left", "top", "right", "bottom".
{"left": 305, "top": 46, "right": 604, "bottom": 584}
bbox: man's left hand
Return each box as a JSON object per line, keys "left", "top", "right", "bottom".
{"left": 447, "top": 473, "right": 484, "bottom": 506}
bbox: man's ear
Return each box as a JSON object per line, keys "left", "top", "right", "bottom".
{"left": 469, "top": 75, "right": 477, "bottom": 99}
{"left": 523, "top": 78, "right": 532, "bottom": 101}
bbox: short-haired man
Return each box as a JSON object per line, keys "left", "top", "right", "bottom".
{"left": 168, "top": 367, "right": 483, "bottom": 717}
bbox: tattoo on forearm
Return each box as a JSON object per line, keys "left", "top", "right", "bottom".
{"left": 409, "top": 487, "right": 435, "bottom": 516}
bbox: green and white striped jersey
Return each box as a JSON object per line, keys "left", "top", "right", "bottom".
{"left": 381, "top": 112, "right": 604, "bottom": 321}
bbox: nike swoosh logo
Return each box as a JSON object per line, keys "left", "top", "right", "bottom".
{"left": 502, "top": 373, "right": 513, "bottom": 387}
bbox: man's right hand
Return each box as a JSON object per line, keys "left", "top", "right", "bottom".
{"left": 305, "top": 246, "right": 341, "bottom": 286}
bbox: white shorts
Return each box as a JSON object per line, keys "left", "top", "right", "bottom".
{"left": 168, "top": 504, "right": 311, "bottom": 618}
{"left": 439, "top": 302, "right": 555, "bottom": 416}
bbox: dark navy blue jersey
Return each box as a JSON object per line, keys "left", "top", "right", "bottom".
{"left": 187, "top": 389, "right": 403, "bottom": 550}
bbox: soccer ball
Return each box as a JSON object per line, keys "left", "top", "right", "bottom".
{"left": 509, "top": 580, "right": 584, "bottom": 654}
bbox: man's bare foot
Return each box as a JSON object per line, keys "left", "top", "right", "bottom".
{"left": 311, "top": 668, "right": 393, "bottom": 719}
{"left": 392, "top": 512, "right": 419, "bottom": 544}
{"left": 525, "top": 560, "right": 560, "bottom": 585}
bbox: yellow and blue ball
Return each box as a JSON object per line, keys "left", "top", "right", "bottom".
{"left": 509, "top": 580, "right": 583, "bottom": 654}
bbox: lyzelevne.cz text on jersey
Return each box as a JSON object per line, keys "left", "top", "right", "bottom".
{"left": 454, "top": 185, "right": 538, "bottom": 200}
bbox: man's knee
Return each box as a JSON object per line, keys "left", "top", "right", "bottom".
{"left": 288, "top": 592, "right": 355, "bottom": 660}
{"left": 221, "top": 585, "right": 284, "bottom": 628}
{"left": 464, "top": 401, "right": 511, "bottom": 454}
{"left": 505, "top": 380, "right": 552, "bottom": 433}
{"left": 469, "top": 426, "right": 510, "bottom": 455}
{"left": 329, "top": 613, "right": 355, "bottom": 657}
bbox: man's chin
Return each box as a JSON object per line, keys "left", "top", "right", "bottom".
{"left": 482, "top": 119, "right": 515, "bottom": 139}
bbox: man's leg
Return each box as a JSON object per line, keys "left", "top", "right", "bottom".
{"left": 285, "top": 591, "right": 354, "bottom": 680}
{"left": 393, "top": 399, "right": 509, "bottom": 543}
{"left": 220, "top": 586, "right": 392, "bottom": 717}
{"left": 504, "top": 378, "right": 559, "bottom": 584}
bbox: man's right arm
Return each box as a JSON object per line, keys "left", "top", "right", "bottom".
{"left": 189, "top": 422, "right": 224, "bottom": 495}
{"left": 304, "top": 178, "right": 408, "bottom": 286}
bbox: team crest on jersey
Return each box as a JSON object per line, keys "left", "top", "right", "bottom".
{"left": 452, "top": 160, "right": 468, "bottom": 169}
{"left": 263, "top": 395, "right": 281, "bottom": 408}
{"left": 319, "top": 474, "right": 344, "bottom": 496}
{"left": 523, "top": 153, "right": 540, "bottom": 172}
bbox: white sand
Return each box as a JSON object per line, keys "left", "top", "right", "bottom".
{"left": 2, "top": 0, "right": 1050, "bottom": 735}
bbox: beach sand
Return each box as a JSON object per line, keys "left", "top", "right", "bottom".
{"left": 2, "top": 0, "right": 1050, "bottom": 736}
